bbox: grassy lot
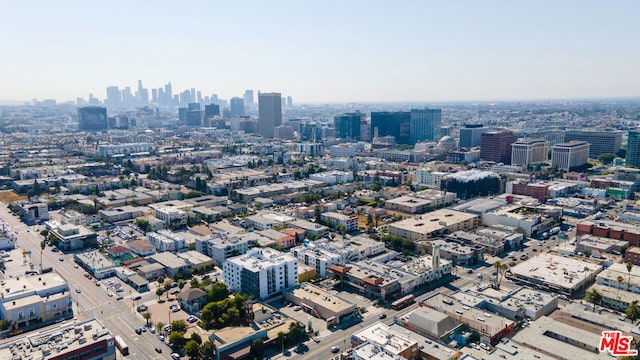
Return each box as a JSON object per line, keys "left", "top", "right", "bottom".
{"left": 0, "top": 190, "right": 26, "bottom": 204}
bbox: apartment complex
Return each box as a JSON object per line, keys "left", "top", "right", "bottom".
{"left": 223, "top": 248, "right": 298, "bottom": 299}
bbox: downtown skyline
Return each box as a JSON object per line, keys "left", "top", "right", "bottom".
{"left": 1, "top": 1, "right": 639, "bottom": 103}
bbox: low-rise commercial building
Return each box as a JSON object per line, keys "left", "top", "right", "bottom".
{"left": 385, "top": 190, "right": 457, "bottom": 214}
{"left": 283, "top": 283, "right": 357, "bottom": 326}
{"left": 388, "top": 209, "right": 479, "bottom": 241}
{"left": 148, "top": 252, "right": 192, "bottom": 278}
{"left": 511, "top": 316, "right": 609, "bottom": 360}
{"left": 508, "top": 253, "right": 602, "bottom": 297}
{"left": 351, "top": 322, "right": 419, "bottom": 360}
{"left": 49, "top": 223, "right": 98, "bottom": 251}
{"left": 421, "top": 293, "right": 514, "bottom": 345}
{"left": 0, "top": 272, "right": 73, "bottom": 332}
{"left": 0, "top": 318, "right": 116, "bottom": 360}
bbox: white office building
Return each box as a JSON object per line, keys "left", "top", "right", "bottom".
{"left": 511, "top": 138, "right": 548, "bottom": 166}
{"left": 414, "top": 169, "right": 447, "bottom": 189}
{"left": 551, "top": 141, "right": 590, "bottom": 171}
{"left": 224, "top": 248, "right": 298, "bottom": 299}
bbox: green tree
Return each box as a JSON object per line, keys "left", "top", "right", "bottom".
{"left": 626, "top": 262, "right": 633, "bottom": 288}
{"left": 493, "top": 261, "right": 508, "bottom": 289}
{"left": 171, "top": 320, "right": 188, "bottom": 333}
{"left": 597, "top": 153, "right": 616, "bottom": 165}
{"left": 617, "top": 275, "right": 624, "bottom": 298}
{"left": 277, "top": 331, "right": 286, "bottom": 353}
{"left": 185, "top": 340, "right": 201, "bottom": 359}
{"left": 586, "top": 288, "right": 602, "bottom": 311}
{"left": 155, "top": 321, "right": 164, "bottom": 333}
{"left": 626, "top": 301, "right": 640, "bottom": 322}
{"left": 190, "top": 332, "right": 202, "bottom": 344}
{"left": 157, "top": 276, "right": 165, "bottom": 285}
{"left": 169, "top": 331, "right": 186, "bottom": 348}
{"left": 185, "top": 190, "right": 202, "bottom": 199}
{"left": 155, "top": 287, "right": 164, "bottom": 300}
{"left": 142, "top": 311, "right": 152, "bottom": 326}
{"left": 200, "top": 341, "right": 216, "bottom": 360}
{"left": 250, "top": 338, "right": 265, "bottom": 359}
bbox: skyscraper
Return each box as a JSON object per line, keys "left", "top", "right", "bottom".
{"left": 258, "top": 92, "right": 282, "bottom": 138}
{"left": 410, "top": 108, "right": 441, "bottom": 144}
{"left": 626, "top": 131, "right": 640, "bottom": 167}
{"left": 371, "top": 111, "right": 411, "bottom": 144}
{"left": 164, "top": 82, "right": 173, "bottom": 106}
{"left": 78, "top": 106, "right": 108, "bottom": 131}
{"left": 230, "top": 97, "right": 245, "bottom": 118}
{"left": 480, "top": 130, "right": 518, "bottom": 164}
{"left": 334, "top": 111, "right": 365, "bottom": 140}
{"left": 459, "top": 124, "right": 487, "bottom": 148}
{"left": 105, "top": 86, "right": 121, "bottom": 107}
{"left": 243, "top": 90, "right": 254, "bottom": 110}
{"left": 205, "top": 104, "right": 220, "bottom": 118}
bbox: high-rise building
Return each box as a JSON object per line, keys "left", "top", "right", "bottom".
{"left": 371, "top": 111, "right": 411, "bottom": 144}
{"left": 551, "top": 141, "right": 590, "bottom": 171}
{"left": 511, "top": 138, "right": 549, "bottom": 166}
{"left": 626, "top": 131, "right": 640, "bottom": 167}
{"left": 205, "top": 104, "right": 220, "bottom": 118}
{"left": 243, "top": 90, "right": 254, "bottom": 110}
{"left": 105, "top": 86, "right": 121, "bottom": 107}
{"left": 186, "top": 110, "right": 202, "bottom": 127}
{"left": 151, "top": 88, "right": 158, "bottom": 103}
{"left": 258, "top": 92, "right": 282, "bottom": 138}
{"left": 164, "top": 82, "right": 173, "bottom": 106}
{"left": 459, "top": 124, "right": 487, "bottom": 148}
{"left": 334, "top": 111, "right": 365, "bottom": 140}
{"left": 223, "top": 248, "right": 298, "bottom": 300}
{"left": 287, "top": 96, "right": 293, "bottom": 107}
{"left": 480, "top": 130, "right": 518, "bottom": 164}
{"left": 564, "top": 130, "right": 622, "bottom": 158}
{"left": 410, "top": 108, "right": 441, "bottom": 144}
{"left": 78, "top": 106, "right": 108, "bottom": 131}
{"left": 230, "top": 97, "right": 245, "bottom": 118}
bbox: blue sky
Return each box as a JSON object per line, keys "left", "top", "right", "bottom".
{"left": 1, "top": 0, "right": 638, "bottom": 103}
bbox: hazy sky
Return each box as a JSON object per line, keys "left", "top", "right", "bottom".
{"left": 1, "top": 1, "right": 639, "bottom": 103}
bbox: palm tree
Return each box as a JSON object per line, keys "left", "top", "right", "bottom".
{"left": 617, "top": 275, "right": 624, "bottom": 298}
{"left": 626, "top": 301, "right": 640, "bottom": 323}
{"left": 155, "top": 321, "right": 164, "bottom": 334}
{"left": 586, "top": 288, "right": 602, "bottom": 312}
{"left": 626, "top": 262, "right": 633, "bottom": 288}
{"left": 142, "top": 311, "right": 152, "bottom": 326}
{"left": 494, "top": 261, "right": 508, "bottom": 289}
{"left": 40, "top": 240, "right": 46, "bottom": 273}
{"left": 277, "top": 331, "right": 286, "bottom": 354}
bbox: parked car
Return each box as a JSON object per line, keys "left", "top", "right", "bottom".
{"left": 331, "top": 346, "right": 340, "bottom": 353}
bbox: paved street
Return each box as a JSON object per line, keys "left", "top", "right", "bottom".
{"left": 0, "top": 204, "right": 171, "bottom": 359}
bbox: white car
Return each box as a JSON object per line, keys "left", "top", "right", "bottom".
{"left": 171, "top": 354, "right": 180, "bottom": 360}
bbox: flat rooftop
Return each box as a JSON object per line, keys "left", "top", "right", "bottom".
{"left": 423, "top": 293, "right": 513, "bottom": 337}
{"left": 0, "top": 318, "right": 113, "bottom": 360}
{"left": 510, "top": 253, "right": 602, "bottom": 290}
{"left": 389, "top": 209, "right": 477, "bottom": 234}
{"left": 511, "top": 316, "right": 609, "bottom": 359}
{"left": 287, "top": 283, "right": 355, "bottom": 314}
{"left": 1, "top": 272, "right": 67, "bottom": 299}
{"left": 353, "top": 322, "right": 417, "bottom": 355}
